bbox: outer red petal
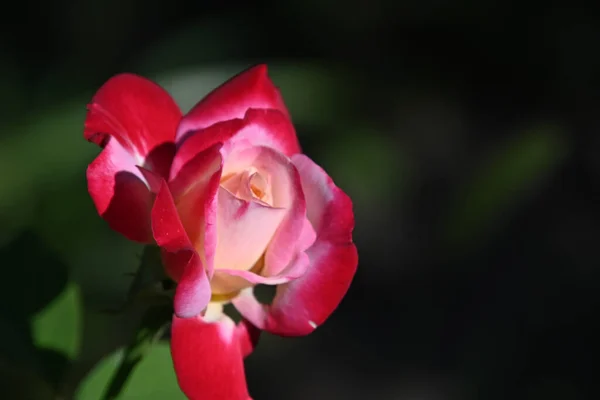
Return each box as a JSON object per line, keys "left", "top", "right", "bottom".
{"left": 87, "top": 139, "right": 155, "bottom": 242}
{"left": 152, "top": 181, "right": 211, "bottom": 318}
{"left": 232, "top": 155, "right": 358, "bottom": 336}
{"left": 171, "top": 315, "right": 258, "bottom": 400}
{"left": 171, "top": 109, "right": 300, "bottom": 181}
{"left": 85, "top": 73, "right": 181, "bottom": 174}
{"left": 84, "top": 73, "right": 181, "bottom": 242}
{"left": 176, "top": 64, "right": 291, "bottom": 143}
{"left": 267, "top": 241, "right": 358, "bottom": 336}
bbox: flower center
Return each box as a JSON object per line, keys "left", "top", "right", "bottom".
{"left": 220, "top": 168, "right": 273, "bottom": 206}
{"left": 248, "top": 172, "right": 270, "bottom": 203}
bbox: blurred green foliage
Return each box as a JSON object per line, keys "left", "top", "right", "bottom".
{"left": 444, "top": 125, "right": 569, "bottom": 252}
{"left": 32, "top": 282, "right": 82, "bottom": 361}
{"left": 76, "top": 344, "right": 185, "bottom": 400}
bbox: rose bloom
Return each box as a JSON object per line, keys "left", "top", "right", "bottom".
{"left": 84, "top": 65, "right": 357, "bottom": 399}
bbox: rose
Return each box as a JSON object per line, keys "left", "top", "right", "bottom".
{"left": 85, "top": 65, "right": 357, "bottom": 399}
{"left": 84, "top": 65, "right": 357, "bottom": 399}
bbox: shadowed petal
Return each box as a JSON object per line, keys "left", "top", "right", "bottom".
{"left": 87, "top": 139, "right": 154, "bottom": 242}
{"left": 84, "top": 73, "right": 181, "bottom": 241}
{"left": 152, "top": 181, "right": 210, "bottom": 318}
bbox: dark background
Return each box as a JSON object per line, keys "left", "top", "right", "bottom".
{"left": 1, "top": 1, "right": 599, "bottom": 399}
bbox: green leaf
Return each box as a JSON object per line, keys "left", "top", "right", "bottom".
{"left": 122, "top": 342, "right": 185, "bottom": 399}
{"left": 99, "top": 305, "right": 172, "bottom": 399}
{"left": 74, "top": 305, "right": 173, "bottom": 399}
{"left": 67, "top": 247, "right": 172, "bottom": 399}
{"left": 76, "top": 342, "right": 185, "bottom": 400}
{"left": 443, "top": 125, "right": 569, "bottom": 251}
{"left": 31, "top": 282, "right": 82, "bottom": 360}
{"left": 75, "top": 349, "right": 125, "bottom": 400}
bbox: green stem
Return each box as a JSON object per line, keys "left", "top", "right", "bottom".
{"left": 101, "top": 307, "right": 171, "bottom": 400}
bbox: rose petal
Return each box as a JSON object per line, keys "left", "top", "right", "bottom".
{"left": 170, "top": 145, "right": 223, "bottom": 276}
{"left": 233, "top": 241, "right": 357, "bottom": 337}
{"left": 87, "top": 139, "right": 155, "bottom": 242}
{"left": 172, "top": 108, "right": 300, "bottom": 181}
{"left": 212, "top": 188, "right": 286, "bottom": 283}
{"left": 176, "top": 65, "right": 291, "bottom": 144}
{"left": 237, "top": 318, "right": 261, "bottom": 358}
{"left": 85, "top": 73, "right": 180, "bottom": 177}
{"left": 152, "top": 181, "right": 210, "bottom": 318}
{"left": 215, "top": 221, "right": 314, "bottom": 289}
{"left": 174, "top": 251, "right": 212, "bottom": 319}
{"left": 137, "top": 166, "right": 164, "bottom": 194}
{"left": 297, "top": 217, "right": 318, "bottom": 254}
{"left": 171, "top": 314, "right": 258, "bottom": 400}
{"left": 85, "top": 73, "right": 180, "bottom": 241}
{"left": 218, "top": 251, "right": 310, "bottom": 287}
{"left": 220, "top": 145, "right": 311, "bottom": 278}
{"left": 292, "top": 155, "right": 355, "bottom": 243}
{"left": 272, "top": 241, "right": 357, "bottom": 335}
{"left": 232, "top": 155, "right": 357, "bottom": 336}
{"left": 152, "top": 181, "right": 193, "bottom": 252}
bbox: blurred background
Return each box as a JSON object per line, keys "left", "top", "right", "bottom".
{"left": 1, "top": 0, "right": 599, "bottom": 399}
